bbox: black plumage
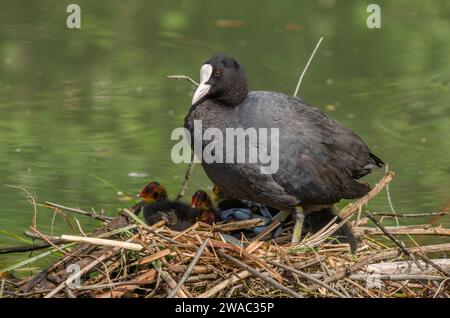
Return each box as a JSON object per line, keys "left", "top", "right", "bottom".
{"left": 185, "top": 54, "right": 384, "bottom": 243}
{"left": 142, "top": 200, "right": 200, "bottom": 231}
{"left": 302, "top": 208, "right": 358, "bottom": 253}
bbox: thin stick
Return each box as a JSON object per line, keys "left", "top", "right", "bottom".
{"left": 44, "top": 244, "right": 122, "bottom": 298}
{"left": 214, "top": 218, "right": 265, "bottom": 232}
{"left": 385, "top": 165, "right": 400, "bottom": 226}
{"left": 370, "top": 212, "right": 448, "bottom": 218}
{"left": 293, "top": 37, "right": 324, "bottom": 97}
{"left": 168, "top": 238, "right": 210, "bottom": 298}
{"left": 252, "top": 220, "right": 281, "bottom": 241}
{"left": 5, "top": 184, "right": 38, "bottom": 229}
{"left": 0, "top": 278, "right": 4, "bottom": 298}
{"left": 45, "top": 201, "right": 112, "bottom": 222}
{"left": 198, "top": 270, "right": 251, "bottom": 298}
{"left": 60, "top": 235, "right": 143, "bottom": 251}
{"left": 96, "top": 269, "right": 157, "bottom": 298}
{"left": 217, "top": 250, "right": 304, "bottom": 298}
{"left": 338, "top": 172, "right": 395, "bottom": 219}
{"left": 267, "top": 260, "right": 346, "bottom": 298}
{"left": 349, "top": 274, "right": 446, "bottom": 282}
{"left": 175, "top": 157, "right": 196, "bottom": 201}
{"left": 365, "top": 212, "right": 425, "bottom": 270}
{"left": 167, "top": 74, "right": 198, "bottom": 86}
{"left": 166, "top": 75, "right": 198, "bottom": 202}
{"left": 354, "top": 226, "right": 450, "bottom": 236}
{"left": 24, "top": 230, "right": 65, "bottom": 241}
{"left": 0, "top": 240, "right": 66, "bottom": 255}
{"left": 79, "top": 279, "right": 155, "bottom": 291}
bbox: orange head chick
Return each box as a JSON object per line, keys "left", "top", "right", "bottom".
{"left": 191, "top": 190, "right": 217, "bottom": 224}
{"left": 138, "top": 181, "right": 168, "bottom": 203}
{"left": 212, "top": 184, "right": 226, "bottom": 202}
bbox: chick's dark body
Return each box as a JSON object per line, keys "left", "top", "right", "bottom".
{"left": 142, "top": 200, "right": 201, "bottom": 231}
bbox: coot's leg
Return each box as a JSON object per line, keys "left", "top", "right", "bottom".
{"left": 291, "top": 206, "right": 304, "bottom": 243}
{"left": 272, "top": 210, "right": 290, "bottom": 222}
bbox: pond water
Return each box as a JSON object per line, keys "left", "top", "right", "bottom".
{"left": 1, "top": 0, "right": 449, "bottom": 269}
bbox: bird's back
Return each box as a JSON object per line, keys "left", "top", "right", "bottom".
{"left": 225, "top": 91, "right": 384, "bottom": 205}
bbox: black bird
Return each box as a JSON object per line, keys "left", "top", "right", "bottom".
{"left": 138, "top": 182, "right": 200, "bottom": 231}
{"left": 184, "top": 54, "right": 384, "bottom": 244}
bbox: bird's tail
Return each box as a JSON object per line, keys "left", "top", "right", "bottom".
{"left": 304, "top": 206, "right": 358, "bottom": 253}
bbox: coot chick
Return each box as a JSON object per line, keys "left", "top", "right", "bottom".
{"left": 195, "top": 189, "right": 282, "bottom": 237}
{"left": 185, "top": 54, "right": 384, "bottom": 243}
{"left": 138, "top": 182, "right": 200, "bottom": 231}
{"left": 191, "top": 189, "right": 218, "bottom": 224}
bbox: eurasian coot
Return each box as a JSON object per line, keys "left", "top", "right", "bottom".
{"left": 184, "top": 54, "right": 384, "bottom": 244}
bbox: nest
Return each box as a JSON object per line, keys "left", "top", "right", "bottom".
{"left": 1, "top": 172, "right": 449, "bottom": 298}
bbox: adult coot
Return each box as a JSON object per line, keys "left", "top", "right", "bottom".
{"left": 184, "top": 54, "right": 384, "bottom": 243}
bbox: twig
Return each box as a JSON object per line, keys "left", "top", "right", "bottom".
{"left": 217, "top": 250, "right": 304, "bottom": 298}
{"left": 137, "top": 249, "right": 172, "bottom": 266}
{"left": 354, "top": 225, "right": 450, "bottom": 236}
{"left": 44, "top": 234, "right": 139, "bottom": 298}
{"left": 252, "top": 220, "right": 281, "bottom": 242}
{"left": 198, "top": 270, "right": 251, "bottom": 298}
{"left": 65, "top": 287, "right": 77, "bottom": 298}
{"left": 168, "top": 238, "right": 210, "bottom": 298}
{"left": 166, "top": 74, "right": 198, "bottom": 202}
{"left": 96, "top": 269, "right": 156, "bottom": 298}
{"left": 433, "top": 278, "right": 449, "bottom": 298}
{"left": 45, "top": 201, "right": 112, "bottom": 222}
{"left": 267, "top": 260, "right": 346, "bottom": 298}
{"left": 175, "top": 156, "right": 196, "bottom": 202}
{"left": 5, "top": 184, "right": 38, "bottom": 229}
{"left": 365, "top": 212, "right": 425, "bottom": 270}
{"left": 385, "top": 165, "right": 400, "bottom": 226}
{"left": 154, "top": 266, "right": 189, "bottom": 298}
{"left": 74, "top": 217, "right": 87, "bottom": 237}
{"left": 29, "top": 227, "right": 76, "bottom": 258}
{"left": 0, "top": 240, "right": 66, "bottom": 255}
{"left": 349, "top": 274, "right": 446, "bottom": 282}
{"left": 214, "top": 219, "right": 265, "bottom": 232}
{"left": 293, "top": 37, "right": 324, "bottom": 97}
{"left": 370, "top": 212, "right": 448, "bottom": 218}
{"left": 338, "top": 172, "right": 395, "bottom": 219}
{"left": 24, "top": 230, "right": 61, "bottom": 241}
{"left": 358, "top": 259, "right": 450, "bottom": 275}
{"left": 167, "top": 74, "right": 199, "bottom": 86}
{"left": 0, "top": 278, "right": 4, "bottom": 298}
{"left": 60, "top": 235, "right": 143, "bottom": 251}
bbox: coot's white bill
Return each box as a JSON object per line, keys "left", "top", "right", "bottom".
{"left": 192, "top": 64, "right": 212, "bottom": 105}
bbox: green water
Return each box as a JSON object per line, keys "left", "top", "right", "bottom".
{"left": 0, "top": 0, "right": 449, "bottom": 269}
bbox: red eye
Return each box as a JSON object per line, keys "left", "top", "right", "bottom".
{"left": 214, "top": 69, "right": 222, "bottom": 78}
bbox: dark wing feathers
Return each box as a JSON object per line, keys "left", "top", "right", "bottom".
{"left": 234, "top": 92, "right": 382, "bottom": 204}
